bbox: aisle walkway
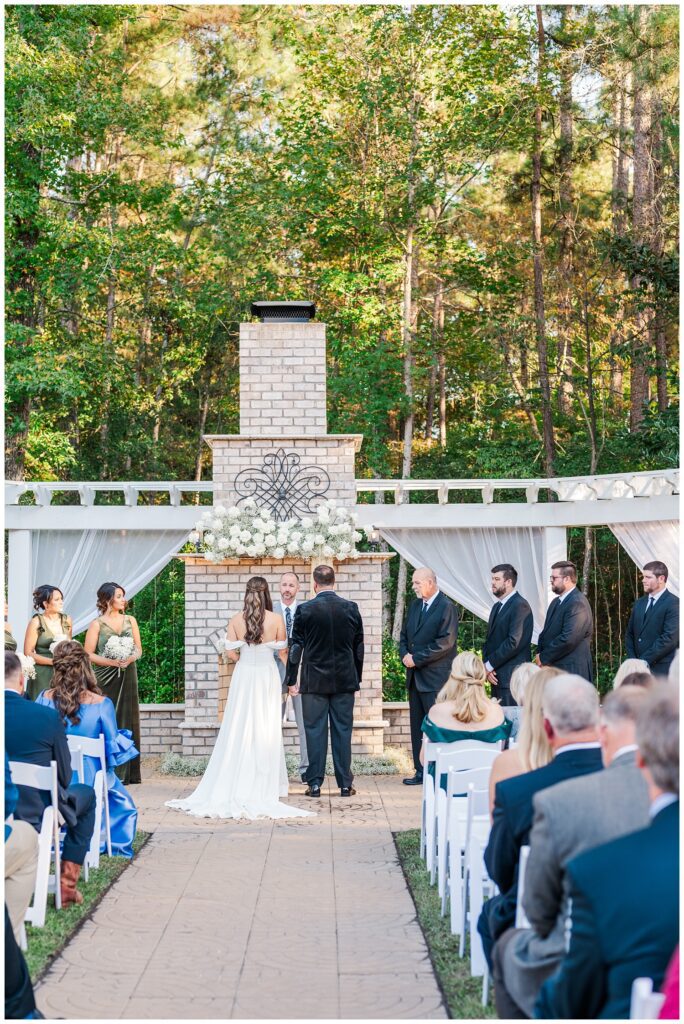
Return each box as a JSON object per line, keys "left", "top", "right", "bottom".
{"left": 35, "top": 774, "right": 447, "bottom": 1019}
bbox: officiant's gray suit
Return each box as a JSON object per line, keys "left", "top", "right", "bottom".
{"left": 495, "top": 749, "right": 650, "bottom": 1017}
{"left": 274, "top": 599, "right": 308, "bottom": 779}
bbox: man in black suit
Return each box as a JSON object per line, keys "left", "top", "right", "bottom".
{"left": 479, "top": 673, "right": 603, "bottom": 969}
{"left": 399, "top": 567, "right": 459, "bottom": 785}
{"left": 536, "top": 561, "right": 593, "bottom": 682}
{"left": 625, "top": 560, "right": 679, "bottom": 677}
{"left": 535, "top": 683, "right": 679, "bottom": 1019}
{"left": 4, "top": 651, "right": 96, "bottom": 907}
{"left": 482, "top": 564, "right": 534, "bottom": 706}
{"left": 285, "top": 564, "right": 364, "bottom": 798}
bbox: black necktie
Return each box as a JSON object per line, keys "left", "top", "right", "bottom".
{"left": 490, "top": 601, "right": 502, "bottom": 628}
{"left": 643, "top": 597, "right": 654, "bottom": 623}
{"left": 418, "top": 601, "right": 428, "bottom": 625}
{"left": 285, "top": 606, "right": 292, "bottom": 638}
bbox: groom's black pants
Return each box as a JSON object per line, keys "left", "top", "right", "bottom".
{"left": 302, "top": 692, "right": 355, "bottom": 789}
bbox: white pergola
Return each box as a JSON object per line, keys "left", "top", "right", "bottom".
{"left": 6, "top": 467, "right": 679, "bottom": 638}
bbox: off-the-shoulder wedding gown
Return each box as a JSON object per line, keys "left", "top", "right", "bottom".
{"left": 166, "top": 640, "right": 314, "bottom": 820}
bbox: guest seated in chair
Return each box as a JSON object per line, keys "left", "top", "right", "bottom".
{"left": 4, "top": 651, "right": 96, "bottom": 907}
{"left": 36, "top": 642, "right": 138, "bottom": 859}
{"left": 420, "top": 652, "right": 512, "bottom": 791}
{"left": 5, "top": 754, "right": 38, "bottom": 945}
{"left": 500, "top": 661, "right": 539, "bottom": 741}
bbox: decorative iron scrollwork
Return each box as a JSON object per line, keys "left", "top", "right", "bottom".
{"left": 234, "top": 448, "right": 330, "bottom": 521}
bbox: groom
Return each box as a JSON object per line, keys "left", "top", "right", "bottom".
{"left": 285, "top": 564, "right": 364, "bottom": 798}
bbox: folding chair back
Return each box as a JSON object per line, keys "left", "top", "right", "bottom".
{"left": 68, "top": 742, "right": 85, "bottom": 783}
{"left": 68, "top": 732, "right": 111, "bottom": 864}
{"left": 8, "top": 760, "right": 61, "bottom": 926}
{"left": 515, "top": 844, "right": 531, "bottom": 928}
{"left": 630, "top": 978, "right": 666, "bottom": 1020}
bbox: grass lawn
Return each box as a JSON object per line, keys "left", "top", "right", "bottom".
{"left": 394, "top": 829, "right": 496, "bottom": 1020}
{"left": 25, "top": 830, "right": 151, "bottom": 982}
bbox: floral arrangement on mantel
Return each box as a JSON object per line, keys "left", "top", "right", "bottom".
{"left": 189, "top": 497, "right": 366, "bottom": 564}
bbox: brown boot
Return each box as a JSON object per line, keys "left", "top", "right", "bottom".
{"left": 60, "top": 860, "right": 84, "bottom": 907}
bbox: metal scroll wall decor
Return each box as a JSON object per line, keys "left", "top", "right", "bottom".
{"left": 234, "top": 448, "right": 331, "bottom": 521}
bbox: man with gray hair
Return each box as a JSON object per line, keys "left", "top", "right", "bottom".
{"left": 492, "top": 685, "right": 651, "bottom": 1017}
{"left": 478, "top": 674, "right": 603, "bottom": 968}
{"left": 537, "top": 683, "right": 679, "bottom": 1019}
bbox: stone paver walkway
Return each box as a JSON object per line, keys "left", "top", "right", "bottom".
{"left": 35, "top": 774, "right": 447, "bottom": 1019}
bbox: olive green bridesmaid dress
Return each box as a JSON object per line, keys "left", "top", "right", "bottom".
{"left": 28, "top": 612, "right": 71, "bottom": 701}
{"left": 93, "top": 616, "right": 142, "bottom": 784}
{"left": 4, "top": 626, "right": 17, "bottom": 651}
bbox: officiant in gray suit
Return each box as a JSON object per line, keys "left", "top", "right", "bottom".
{"left": 274, "top": 571, "right": 308, "bottom": 783}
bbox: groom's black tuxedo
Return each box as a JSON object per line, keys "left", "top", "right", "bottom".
{"left": 625, "top": 589, "right": 679, "bottom": 676}
{"left": 285, "top": 590, "right": 364, "bottom": 790}
{"left": 481, "top": 591, "right": 534, "bottom": 704}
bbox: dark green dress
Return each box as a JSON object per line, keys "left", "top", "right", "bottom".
{"left": 28, "top": 613, "right": 71, "bottom": 701}
{"left": 4, "top": 626, "right": 17, "bottom": 651}
{"left": 93, "top": 616, "right": 142, "bottom": 785}
{"left": 422, "top": 714, "right": 513, "bottom": 791}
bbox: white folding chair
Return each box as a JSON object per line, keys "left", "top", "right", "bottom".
{"left": 67, "top": 733, "right": 111, "bottom": 866}
{"left": 515, "top": 845, "right": 531, "bottom": 929}
{"left": 9, "top": 760, "right": 61, "bottom": 928}
{"left": 66, "top": 742, "right": 89, "bottom": 880}
{"left": 630, "top": 977, "right": 666, "bottom": 1019}
{"left": 456, "top": 781, "right": 493, "bottom": 949}
{"left": 434, "top": 745, "right": 499, "bottom": 892}
{"left": 421, "top": 741, "right": 455, "bottom": 870}
{"left": 466, "top": 832, "right": 498, "bottom": 1004}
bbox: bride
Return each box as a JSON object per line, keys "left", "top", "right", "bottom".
{"left": 166, "top": 576, "right": 314, "bottom": 821}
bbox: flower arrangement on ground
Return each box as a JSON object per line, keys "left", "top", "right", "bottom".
{"left": 190, "top": 498, "right": 365, "bottom": 564}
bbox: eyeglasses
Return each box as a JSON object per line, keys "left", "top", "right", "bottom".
{"left": 550, "top": 576, "right": 562, "bottom": 582}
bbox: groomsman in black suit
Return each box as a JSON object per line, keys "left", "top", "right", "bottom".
{"left": 625, "top": 560, "right": 679, "bottom": 677}
{"left": 536, "top": 561, "right": 594, "bottom": 682}
{"left": 399, "top": 567, "right": 459, "bottom": 785}
{"left": 482, "top": 564, "right": 534, "bottom": 706}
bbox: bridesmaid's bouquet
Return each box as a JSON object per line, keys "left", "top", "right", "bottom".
{"left": 49, "top": 634, "right": 69, "bottom": 655}
{"left": 102, "top": 635, "right": 139, "bottom": 675}
{"left": 18, "top": 653, "right": 36, "bottom": 680}
{"left": 192, "top": 498, "right": 365, "bottom": 564}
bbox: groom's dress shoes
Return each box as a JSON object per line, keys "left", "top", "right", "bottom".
{"left": 305, "top": 784, "right": 321, "bottom": 798}
{"left": 403, "top": 773, "right": 423, "bottom": 786}
{"left": 340, "top": 787, "right": 356, "bottom": 797}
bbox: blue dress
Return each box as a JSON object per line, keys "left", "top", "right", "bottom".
{"left": 36, "top": 692, "right": 138, "bottom": 858}
{"left": 421, "top": 714, "right": 513, "bottom": 792}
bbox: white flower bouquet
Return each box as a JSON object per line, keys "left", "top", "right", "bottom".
{"left": 194, "top": 498, "right": 364, "bottom": 564}
{"left": 102, "top": 635, "right": 139, "bottom": 674}
{"left": 18, "top": 653, "right": 36, "bottom": 680}
{"left": 49, "top": 635, "right": 69, "bottom": 655}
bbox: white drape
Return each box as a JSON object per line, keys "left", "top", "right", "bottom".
{"left": 609, "top": 521, "right": 680, "bottom": 596}
{"left": 31, "top": 529, "right": 190, "bottom": 634}
{"left": 380, "top": 527, "right": 548, "bottom": 640}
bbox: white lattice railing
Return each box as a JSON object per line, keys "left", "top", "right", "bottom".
{"left": 5, "top": 468, "right": 679, "bottom": 508}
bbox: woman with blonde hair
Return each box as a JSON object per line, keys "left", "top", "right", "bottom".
{"left": 36, "top": 641, "right": 138, "bottom": 859}
{"left": 612, "top": 657, "right": 650, "bottom": 688}
{"left": 166, "top": 576, "right": 314, "bottom": 821}
{"left": 420, "top": 651, "right": 512, "bottom": 789}
{"left": 488, "top": 665, "right": 562, "bottom": 815}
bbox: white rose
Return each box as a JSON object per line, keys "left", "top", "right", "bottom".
{"left": 273, "top": 546, "right": 285, "bottom": 559}
{"left": 240, "top": 530, "right": 251, "bottom": 542}
{"left": 188, "top": 530, "right": 200, "bottom": 544}
{"left": 353, "top": 531, "right": 363, "bottom": 542}
{"left": 301, "top": 539, "right": 314, "bottom": 553}
{"left": 254, "top": 542, "right": 266, "bottom": 555}
{"left": 277, "top": 531, "right": 289, "bottom": 545}
{"left": 218, "top": 537, "right": 230, "bottom": 550}
{"left": 227, "top": 506, "right": 241, "bottom": 519}
{"left": 290, "top": 531, "right": 302, "bottom": 543}
{"left": 246, "top": 545, "right": 257, "bottom": 557}
{"left": 210, "top": 517, "right": 221, "bottom": 531}
{"left": 323, "top": 545, "right": 335, "bottom": 557}
{"left": 287, "top": 540, "right": 300, "bottom": 554}
{"left": 215, "top": 504, "right": 226, "bottom": 517}
{"left": 229, "top": 525, "right": 241, "bottom": 538}
{"left": 337, "top": 523, "right": 350, "bottom": 535}
{"left": 339, "top": 541, "right": 351, "bottom": 554}
{"left": 313, "top": 533, "right": 325, "bottom": 545}
{"left": 300, "top": 517, "right": 312, "bottom": 529}
{"left": 235, "top": 543, "right": 246, "bottom": 555}
{"left": 243, "top": 497, "right": 256, "bottom": 508}
{"left": 265, "top": 534, "right": 277, "bottom": 548}
{"left": 253, "top": 533, "right": 264, "bottom": 545}
{"left": 204, "top": 532, "right": 215, "bottom": 545}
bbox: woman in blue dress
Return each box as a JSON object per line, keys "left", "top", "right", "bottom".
{"left": 36, "top": 640, "right": 138, "bottom": 858}
{"left": 421, "top": 650, "right": 512, "bottom": 790}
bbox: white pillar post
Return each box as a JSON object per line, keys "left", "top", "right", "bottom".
{"left": 543, "top": 526, "right": 568, "bottom": 602}
{"left": 8, "top": 530, "right": 33, "bottom": 646}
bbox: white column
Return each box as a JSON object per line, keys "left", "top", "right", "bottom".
{"left": 543, "top": 527, "right": 568, "bottom": 602}
{"left": 8, "top": 530, "right": 33, "bottom": 647}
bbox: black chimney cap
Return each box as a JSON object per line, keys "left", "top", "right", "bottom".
{"left": 250, "top": 301, "right": 316, "bottom": 323}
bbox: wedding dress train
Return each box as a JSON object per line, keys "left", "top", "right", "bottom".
{"left": 165, "top": 640, "right": 314, "bottom": 820}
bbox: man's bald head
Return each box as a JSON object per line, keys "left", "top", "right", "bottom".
{"left": 412, "top": 567, "right": 438, "bottom": 600}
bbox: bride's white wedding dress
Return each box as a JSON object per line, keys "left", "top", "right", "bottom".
{"left": 165, "top": 640, "right": 314, "bottom": 820}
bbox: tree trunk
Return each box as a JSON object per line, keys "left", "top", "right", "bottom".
{"left": 425, "top": 275, "right": 443, "bottom": 441}
{"left": 194, "top": 389, "right": 210, "bottom": 483}
{"left": 609, "top": 68, "right": 630, "bottom": 408}
{"left": 650, "top": 89, "right": 668, "bottom": 412}
{"left": 374, "top": 486, "right": 393, "bottom": 633}
{"left": 532, "top": 7, "right": 555, "bottom": 476}
{"left": 629, "top": 16, "right": 652, "bottom": 431}
{"left": 557, "top": 6, "right": 575, "bottom": 416}
{"left": 392, "top": 556, "right": 408, "bottom": 644}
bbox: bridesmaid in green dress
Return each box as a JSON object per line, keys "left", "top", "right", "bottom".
{"left": 420, "top": 650, "right": 512, "bottom": 790}
{"left": 23, "top": 586, "right": 72, "bottom": 701}
{"left": 84, "top": 582, "right": 142, "bottom": 784}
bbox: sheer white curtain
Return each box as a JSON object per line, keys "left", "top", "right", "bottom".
{"left": 31, "top": 529, "right": 190, "bottom": 634}
{"left": 379, "top": 527, "right": 548, "bottom": 640}
{"left": 609, "top": 521, "right": 679, "bottom": 596}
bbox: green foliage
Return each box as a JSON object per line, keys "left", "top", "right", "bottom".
{"left": 127, "top": 560, "right": 184, "bottom": 703}
{"left": 382, "top": 630, "right": 407, "bottom": 701}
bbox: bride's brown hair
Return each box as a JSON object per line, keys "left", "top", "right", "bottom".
{"left": 243, "top": 576, "right": 273, "bottom": 644}
{"left": 51, "top": 641, "right": 102, "bottom": 725}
